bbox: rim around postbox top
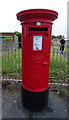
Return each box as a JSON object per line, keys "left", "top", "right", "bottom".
{"left": 16, "top": 9, "right": 58, "bottom": 23}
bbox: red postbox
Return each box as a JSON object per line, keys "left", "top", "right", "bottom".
{"left": 16, "top": 9, "right": 58, "bottom": 111}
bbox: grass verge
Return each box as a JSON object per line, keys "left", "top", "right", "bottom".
{"left": 1, "top": 49, "right": 68, "bottom": 81}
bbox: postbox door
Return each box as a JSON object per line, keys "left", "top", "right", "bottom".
{"left": 22, "top": 33, "right": 51, "bottom": 92}
{"left": 31, "top": 34, "right": 50, "bottom": 90}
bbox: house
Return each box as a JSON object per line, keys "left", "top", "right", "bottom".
{"left": 0, "top": 32, "right": 18, "bottom": 43}
{"left": 0, "top": 32, "right": 18, "bottom": 51}
{"left": 51, "top": 38, "right": 69, "bottom": 47}
{"left": 51, "top": 38, "right": 60, "bottom": 45}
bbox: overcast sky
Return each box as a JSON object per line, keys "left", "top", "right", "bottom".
{"left": 0, "top": 0, "right": 68, "bottom": 37}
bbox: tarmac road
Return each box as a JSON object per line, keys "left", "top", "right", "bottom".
{"left": 2, "top": 82, "right": 67, "bottom": 119}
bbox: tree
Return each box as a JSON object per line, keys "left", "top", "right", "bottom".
{"left": 14, "top": 31, "right": 22, "bottom": 48}
{"left": 52, "top": 35, "right": 57, "bottom": 39}
{"left": 52, "top": 35, "right": 64, "bottom": 40}
{"left": 57, "top": 35, "right": 63, "bottom": 39}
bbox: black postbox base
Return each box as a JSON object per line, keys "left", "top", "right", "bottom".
{"left": 21, "top": 86, "right": 49, "bottom": 112}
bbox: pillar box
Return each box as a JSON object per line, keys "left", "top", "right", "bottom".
{"left": 16, "top": 9, "right": 58, "bottom": 111}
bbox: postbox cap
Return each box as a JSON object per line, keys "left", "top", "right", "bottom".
{"left": 17, "top": 9, "right": 58, "bottom": 23}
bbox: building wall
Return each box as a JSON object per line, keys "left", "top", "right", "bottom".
{"left": 0, "top": 33, "right": 14, "bottom": 41}
{"left": 0, "top": 32, "right": 18, "bottom": 42}
{"left": 0, "top": 32, "right": 18, "bottom": 52}
{"left": 52, "top": 39, "right": 69, "bottom": 46}
{"left": 52, "top": 39, "right": 60, "bottom": 45}
{"left": 65, "top": 40, "right": 69, "bottom": 46}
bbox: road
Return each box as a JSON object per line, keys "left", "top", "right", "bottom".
{"left": 2, "top": 81, "right": 67, "bottom": 119}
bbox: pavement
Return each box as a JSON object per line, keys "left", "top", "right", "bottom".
{"left": 2, "top": 81, "right": 68, "bottom": 119}
{"left": 63, "top": 52, "right": 69, "bottom": 60}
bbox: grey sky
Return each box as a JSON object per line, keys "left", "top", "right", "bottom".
{"left": 0, "top": 0, "right": 68, "bottom": 37}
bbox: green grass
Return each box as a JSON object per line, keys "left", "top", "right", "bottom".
{"left": 53, "top": 45, "right": 69, "bottom": 52}
{"left": 50, "top": 52, "right": 67, "bottom": 79}
{"left": 1, "top": 49, "right": 68, "bottom": 97}
{"left": 64, "top": 46, "right": 69, "bottom": 52}
{"left": 2, "top": 49, "right": 22, "bottom": 73}
{"left": 1, "top": 49, "right": 68, "bottom": 80}
{"left": 52, "top": 45, "right": 60, "bottom": 50}
{"left": 57, "top": 86, "right": 67, "bottom": 97}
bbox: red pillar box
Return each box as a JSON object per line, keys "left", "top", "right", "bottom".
{"left": 16, "top": 9, "right": 58, "bottom": 111}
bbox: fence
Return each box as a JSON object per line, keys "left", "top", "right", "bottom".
{"left": 0, "top": 42, "right": 69, "bottom": 88}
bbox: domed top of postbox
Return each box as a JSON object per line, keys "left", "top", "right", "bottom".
{"left": 16, "top": 9, "right": 58, "bottom": 23}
